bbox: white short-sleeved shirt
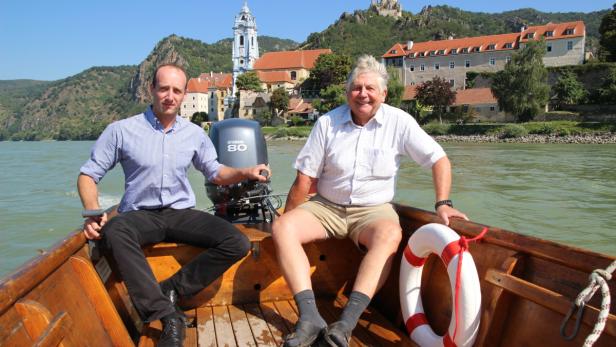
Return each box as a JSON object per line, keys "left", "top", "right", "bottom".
{"left": 294, "top": 103, "right": 446, "bottom": 206}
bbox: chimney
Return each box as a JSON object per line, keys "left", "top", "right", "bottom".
{"left": 448, "top": 35, "right": 454, "bottom": 40}
{"left": 210, "top": 71, "right": 213, "bottom": 77}
{"left": 520, "top": 25, "right": 527, "bottom": 32}
{"left": 406, "top": 40, "right": 414, "bottom": 50}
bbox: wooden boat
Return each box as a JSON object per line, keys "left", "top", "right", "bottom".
{"left": 1, "top": 203, "right": 615, "bottom": 346}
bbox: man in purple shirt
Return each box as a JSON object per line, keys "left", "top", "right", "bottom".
{"left": 78, "top": 64, "right": 269, "bottom": 347}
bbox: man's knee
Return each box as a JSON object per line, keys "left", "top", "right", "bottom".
{"left": 271, "top": 215, "right": 296, "bottom": 245}
{"left": 363, "top": 222, "right": 402, "bottom": 250}
{"left": 221, "top": 230, "right": 250, "bottom": 260}
{"left": 101, "top": 217, "right": 136, "bottom": 248}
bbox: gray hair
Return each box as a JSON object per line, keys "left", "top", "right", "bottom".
{"left": 346, "top": 55, "right": 389, "bottom": 93}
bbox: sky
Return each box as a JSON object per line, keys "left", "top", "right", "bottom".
{"left": 0, "top": 0, "right": 613, "bottom": 81}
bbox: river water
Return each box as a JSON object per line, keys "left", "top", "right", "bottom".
{"left": 1, "top": 140, "right": 615, "bottom": 278}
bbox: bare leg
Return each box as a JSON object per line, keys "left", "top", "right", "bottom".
{"left": 273, "top": 209, "right": 329, "bottom": 346}
{"left": 272, "top": 208, "right": 328, "bottom": 294}
{"left": 325, "top": 220, "right": 402, "bottom": 347}
{"left": 353, "top": 219, "right": 402, "bottom": 296}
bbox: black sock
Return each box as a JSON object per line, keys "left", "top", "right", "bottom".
{"left": 294, "top": 289, "right": 326, "bottom": 328}
{"left": 338, "top": 291, "right": 371, "bottom": 331}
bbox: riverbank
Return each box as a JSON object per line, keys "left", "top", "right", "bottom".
{"left": 266, "top": 133, "right": 616, "bottom": 144}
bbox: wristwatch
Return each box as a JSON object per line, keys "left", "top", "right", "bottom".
{"left": 434, "top": 200, "right": 453, "bottom": 210}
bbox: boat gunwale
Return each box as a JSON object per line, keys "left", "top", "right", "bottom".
{"left": 0, "top": 230, "right": 86, "bottom": 316}
{"left": 394, "top": 203, "right": 616, "bottom": 274}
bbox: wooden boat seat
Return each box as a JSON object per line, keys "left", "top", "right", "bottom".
{"left": 137, "top": 293, "right": 417, "bottom": 347}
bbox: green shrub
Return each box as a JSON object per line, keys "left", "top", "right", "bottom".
{"left": 422, "top": 123, "right": 450, "bottom": 136}
{"left": 526, "top": 122, "right": 557, "bottom": 135}
{"left": 496, "top": 124, "right": 529, "bottom": 138}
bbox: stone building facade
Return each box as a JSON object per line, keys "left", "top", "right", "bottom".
{"left": 383, "top": 21, "right": 586, "bottom": 90}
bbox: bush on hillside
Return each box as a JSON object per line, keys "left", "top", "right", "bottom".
{"left": 422, "top": 122, "right": 450, "bottom": 135}
{"left": 494, "top": 124, "right": 529, "bottom": 138}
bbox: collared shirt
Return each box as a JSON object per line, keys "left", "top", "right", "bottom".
{"left": 294, "top": 103, "right": 445, "bottom": 206}
{"left": 80, "top": 107, "right": 221, "bottom": 213}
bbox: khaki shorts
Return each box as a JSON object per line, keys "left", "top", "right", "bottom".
{"left": 298, "top": 195, "right": 400, "bottom": 248}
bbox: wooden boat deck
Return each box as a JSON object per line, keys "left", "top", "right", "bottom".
{"left": 138, "top": 296, "right": 417, "bottom": 347}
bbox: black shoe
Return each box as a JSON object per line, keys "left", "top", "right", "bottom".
{"left": 158, "top": 314, "right": 185, "bottom": 347}
{"left": 160, "top": 283, "right": 192, "bottom": 327}
{"left": 324, "top": 321, "right": 351, "bottom": 347}
{"left": 283, "top": 320, "right": 327, "bottom": 347}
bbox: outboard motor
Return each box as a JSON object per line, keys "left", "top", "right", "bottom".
{"left": 206, "top": 119, "right": 279, "bottom": 223}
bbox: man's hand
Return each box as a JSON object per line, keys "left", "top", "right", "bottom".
{"left": 82, "top": 213, "right": 108, "bottom": 240}
{"left": 245, "top": 164, "right": 271, "bottom": 182}
{"left": 436, "top": 205, "right": 468, "bottom": 226}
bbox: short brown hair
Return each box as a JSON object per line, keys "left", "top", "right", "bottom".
{"left": 151, "top": 63, "right": 188, "bottom": 87}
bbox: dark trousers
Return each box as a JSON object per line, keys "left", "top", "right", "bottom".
{"left": 101, "top": 208, "right": 250, "bottom": 322}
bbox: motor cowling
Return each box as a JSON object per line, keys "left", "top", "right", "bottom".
{"left": 206, "top": 119, "right": 275, "bottom": 223}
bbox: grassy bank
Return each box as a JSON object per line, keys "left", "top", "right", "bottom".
{"left": 264, "top": 121, "right": 616, "bottom": 140}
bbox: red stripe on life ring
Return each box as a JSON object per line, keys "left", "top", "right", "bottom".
{"left": 444, "top": 333, "right": 457, "bottom": 347}
{"left": 404, "top": 246, "right": 426, "bottom": 267}
{"left": 441, "top": 239, "right": 463, "bottom": 267}
{"left": 405, "top": 313, "right": 428, "bottom": 335}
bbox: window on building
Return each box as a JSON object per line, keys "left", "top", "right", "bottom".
{"left": 487, "top": 44, "right": 496, "bottom": 50}
{"left": 410, "top": 65, "right": 415, "bottom": 72}
{"left": 390, "top": 49, "right": 397, "bottom": 54}
{"left": 526, "top": 32, "right": 535, "bottom": 39}
{"left": 449, "top": 61, "right": 455, "bottom": 69}
{"left": 449, "top": 79, "right": 455, "bottom": 87}
{"left": 565, "top": 28, "right": 575, "bottom": 35}
{"left": 291, "top": 71, "right": 297, "bottom": 80}
{"left": 504, "top": 43, "right": 513, "bottom": 49}
{"left": 461, "top": 48, "right": 469, "bottom": 54}
{"left": 252, "top": 37, "right": 254, "bottom": 45}
{"left": 420, "top": 64, "right": 425, "bottom": 71}
{"left": 438, "top": 49, "right": 445, "bottom": 55}
{"left": 506, "top": 56, "right": 512, "bottom": 63}
{"left": 240, "top": 35, "right": 244, "bottom": 46}
{"left": 545, "top": 31, "right": 554, "bottom": 37}
{"left": 429, "top": 50, "right": 436, "bottom": 56}
{"left": 490, "top": 106, "right": 496, "bottom": 111}
{"left": 434, "top": 63, "right": 440, "bottom": 70}
{"left": 567, "top": 41, "right": 573, "bottom": 50}
{"left": 473, "top": 47, "right": 480, "bottom": 52}
{"left": 419, "top": 52, "right": 425, "bottom": 57}
{"left": 465, "top": 60, "right": 471, "bottom": 68}
{"left": 547, "top": 44, "right": 552, "bottom": 52}
{"left": 489, "top": 57, "right": 496, "bottom": 65}
{"left": 451, "top": 48, "right": 458, "bottom": 55}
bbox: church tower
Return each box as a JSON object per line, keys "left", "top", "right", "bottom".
{"left": 232, "top": 1, "right": 259, "bottom": 97}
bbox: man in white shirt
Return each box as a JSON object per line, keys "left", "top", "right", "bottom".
{"left": 272, "top": 55, "right": 468, "bottom": 347}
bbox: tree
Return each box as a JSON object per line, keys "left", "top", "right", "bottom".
{"left": 415, "top": 77, "right": 456, "bottom": 124}
{"left": 270, "top": 87, "right": 289, "bottom": 120}
{"left": 596, "top": 67, "right": 616, "bottom": 104}
{"left": 304, "top": 53, "right": 353, "bottom": 92}
{"left": 191, "top": 111, "right": 209, "bottom": 125}
{"left": 491, "top": 40, "right": 549, "bottom": 122}
{"left": 552, "top": 70, "right": 587, "bottom": 107}
{"left": 386, "top": 67, "right": 404, "bottom": 107}
{"left": 313, "top": 84, "right": 347, "bottom": 114}
{"left": 599, "top": 4, "right": 616, "bottom": 62}
{"left": 235, "top": 71, "right": 263, "bottom": 92}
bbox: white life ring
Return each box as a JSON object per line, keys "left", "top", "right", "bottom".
{"left": 399, "top": 223, "right": 481, "bottom": 347}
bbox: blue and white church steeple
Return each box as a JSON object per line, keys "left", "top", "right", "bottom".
{"left": 232, "top": 1, "right": 259, "bottom": 96}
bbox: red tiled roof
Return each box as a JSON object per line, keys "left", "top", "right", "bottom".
{"left": 403, "top": 85, "right": 418, "bottom": 100}
{"left": 195, "top": 72, "right": 233, "bottom": 89}
{"left": 253, "top": 49, "right": 332, "bottom": 70}
{"left": 402, "top": 87, "right": 496, "bottom": 105}
{"left": 452, "top": 88, "right": 497, "bottom": 106}
{"left": 519, "top": 21, "right": 585, "bottom": 43}
{"left": 186, "top": 78, "right": 210, "bottom": 93}
{"left": 383, "top": 21, "right": 585, "bottom": 59}
{"left": 256, "top": 71, "right": 293, "bottom": 84}
{"left": 288, "top": 98, "right": 314, "bottom": 114}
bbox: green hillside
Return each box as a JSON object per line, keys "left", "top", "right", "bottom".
{"left": 301, "top": 5, "right": 608, "bottom": 58}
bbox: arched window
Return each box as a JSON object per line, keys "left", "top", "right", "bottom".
{"left": 240, "top": 35, "right": 244, "bottom": 46}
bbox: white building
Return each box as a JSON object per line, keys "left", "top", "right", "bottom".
{"left": 383, "top": 21, "right": 586, "bottom": 90}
